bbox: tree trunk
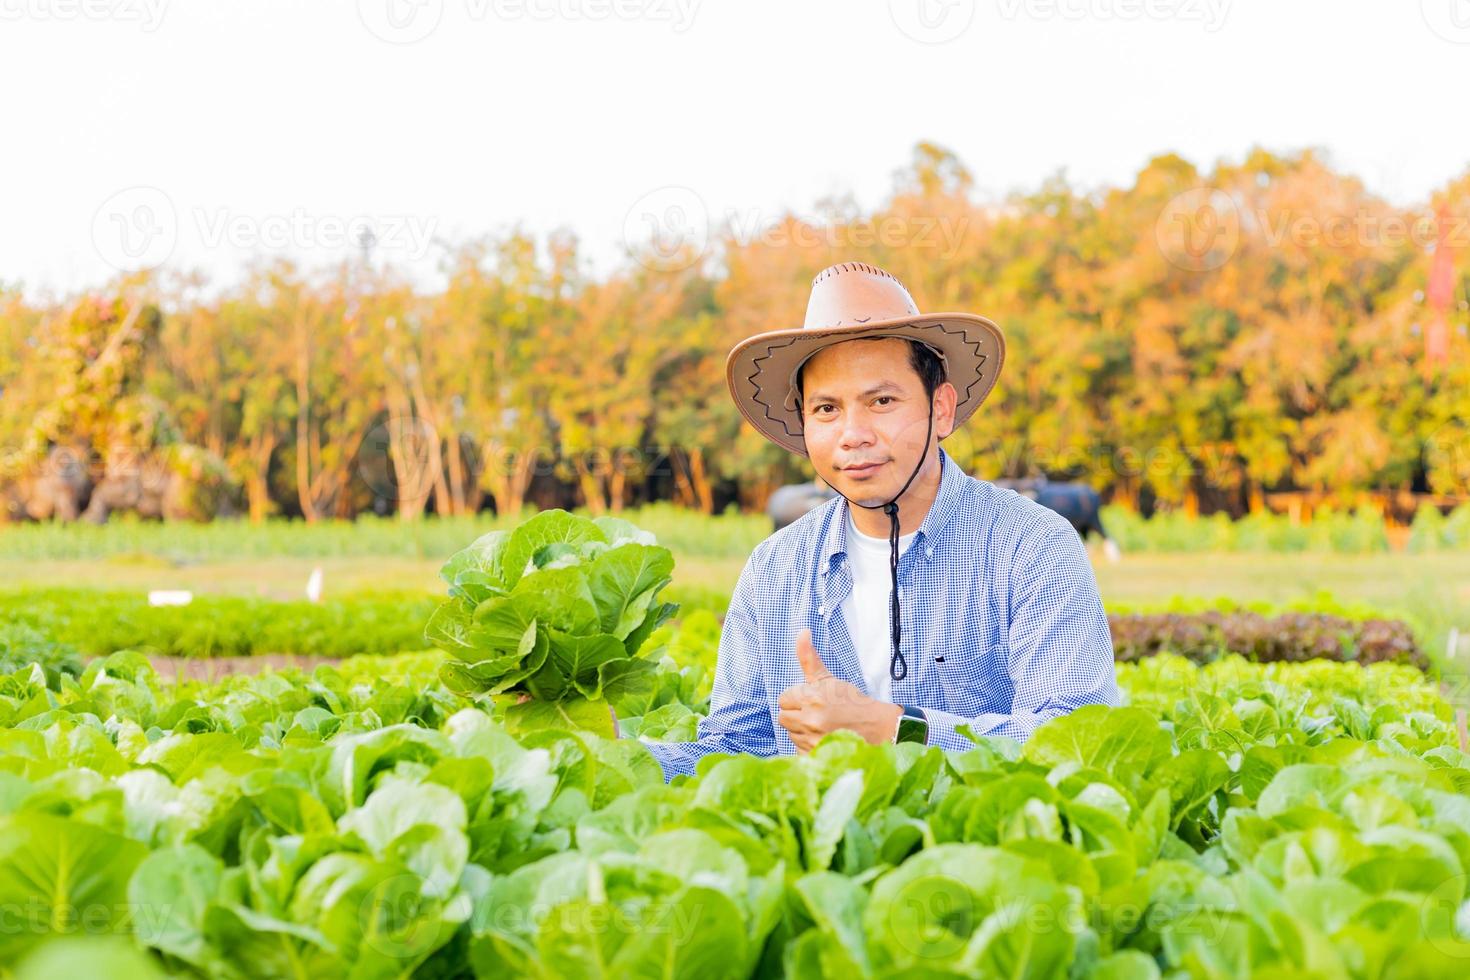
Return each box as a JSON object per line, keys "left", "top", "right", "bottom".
{"left": 386, "top": 388, "right": 435, "bottom": 522}
{"left": 294, "top": 350, "right": 319, "bottom": 523}
{"left": 1247, "top": 480, "right": 1265, "bottom": 514}
{"left": 244, "top": 432, "right": 277, "bottom": 524}
{"left": 407, "top": 372, "right": 450, "bottom": 518}
{"left": 688, "top": 446, "right": 714, "bottom": 514}
{"left": 445, "top": 432, "right": 469, "bottom": 516}
{"left": 483, "top": 442, "right": 537, "bottom": 518}
{"left": 670, "top": 448, "right": 695, "bottom": 508}
{"left": 609, "top": 468, "right": 626, "bottom": 514}
{"left": 576, "top": 460, "right": 607, "bottom": 515}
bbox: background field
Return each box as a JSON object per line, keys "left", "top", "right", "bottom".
{"left": 4, "top": 513, "right": 1467, "bottom": 662}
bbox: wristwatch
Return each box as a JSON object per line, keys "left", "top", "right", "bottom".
{"left": 893, "top": 704, "right": 929, "bottom": 745}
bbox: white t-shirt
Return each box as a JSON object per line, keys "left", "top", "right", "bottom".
{"left": 840, "top": 507, "right": 918, "bottom": 703}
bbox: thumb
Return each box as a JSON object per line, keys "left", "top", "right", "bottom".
{"left": 795, "top": 628, "right": 832, "bottom": 683}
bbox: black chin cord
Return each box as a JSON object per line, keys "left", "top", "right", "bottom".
{"left": 839, "top": 393, "right": 935, "bottom": 683}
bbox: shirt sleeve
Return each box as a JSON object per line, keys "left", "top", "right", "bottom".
{"left": 638, "top": 553, "right": 778, "bottom": 781}
{"left": 922, "top": 521, "right": 1120, "bottom": 753}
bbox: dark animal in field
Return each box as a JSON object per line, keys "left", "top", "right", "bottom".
{"left": 2, "top": 446, "right": 92, "bottom": 521}
{"left": 992, "top": 477, "right": 1120, "bottom": 560}
{"left": 82, "top": 446, "right": 236, "bottom": 523}
{"left": 767, "top": 481, "right": 839, "bottom": 532}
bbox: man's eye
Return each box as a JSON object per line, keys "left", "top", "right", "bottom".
{"left": 875, "top": 397, "right": 892, "bottom": 405}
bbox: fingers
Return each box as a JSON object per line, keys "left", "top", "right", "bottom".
{"left": 795, "top": 628, "right": 833, "bottom": 683}
{"left": 778, "top": 682, "right": 822, "bottom": 710}
{"left": 777, "top": 709, "right": 820, "bottom": 754}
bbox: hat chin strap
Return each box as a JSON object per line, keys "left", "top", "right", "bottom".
{"left": 826, "top": 391, "right": 935, "bottom": 685}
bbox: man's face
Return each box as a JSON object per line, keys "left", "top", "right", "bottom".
{"left": 799, "top": 338, "right": 957, "bottom": 506}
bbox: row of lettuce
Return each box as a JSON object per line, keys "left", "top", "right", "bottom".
{"left": 0, "top": 642, "right": 1468, "bottom": 976}
{"left": 0, "top": 588, "right": 1431, "bottom": 676}
{"left": 3, "top": 510, "right": 1466, "bottom": 976}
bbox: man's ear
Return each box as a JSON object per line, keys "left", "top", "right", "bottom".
{"left": 935, "top": 381, "right": 959, "bottom": 439}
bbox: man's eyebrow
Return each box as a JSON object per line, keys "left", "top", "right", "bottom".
{"left": 806, "top": 380, "right": 904, "bottom": 403}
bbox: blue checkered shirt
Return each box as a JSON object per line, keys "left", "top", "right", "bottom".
{"left": 641, "top": 446, "right": 1119, "bottom": 781}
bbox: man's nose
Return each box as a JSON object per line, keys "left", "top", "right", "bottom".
{"left": 839, "top": 409, "right": 876, "bottom": 449}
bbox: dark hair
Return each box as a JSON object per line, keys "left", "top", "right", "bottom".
{"left": 794, "top": 337, "right": 947, "bottom": 411}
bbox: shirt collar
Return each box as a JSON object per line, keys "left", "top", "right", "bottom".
{"left": 819, "top": 444, "right": 965, "bottom": 580}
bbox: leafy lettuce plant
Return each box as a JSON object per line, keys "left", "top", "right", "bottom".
{"left": 425, "top": 511, "right": 678, "bottom": 736}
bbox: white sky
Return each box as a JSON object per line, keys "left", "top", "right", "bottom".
{"left": 3, "top": 0, "right": 1468, "bottom": 300}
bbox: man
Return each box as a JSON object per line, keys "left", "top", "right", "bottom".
{"left": 641, "top": 261, "right": 1119, "bottom": 781}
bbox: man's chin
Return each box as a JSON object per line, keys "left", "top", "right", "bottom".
{"left": 843, "top": 487, "right": 893, "bottom": 509}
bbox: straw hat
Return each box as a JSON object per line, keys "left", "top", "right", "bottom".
{"left": 725, "top": 261, "right": 1005, "bottom": 456}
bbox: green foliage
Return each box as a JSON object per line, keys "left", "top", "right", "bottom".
{"left": 1101, "top": 504, "right": 1402, "bottom": 554}
{"left": 0, "top": 647, "right": 1465, "bottom": 976}
{"left": 0, "top": 588, "right": 438, "bottom": 659}
{"left": 426, "top": 511, "right": 679, "bottom": 737}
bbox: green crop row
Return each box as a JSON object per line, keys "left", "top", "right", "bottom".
{"left": 0, "top": 585, "right": 1438, "bottom": 683}
{"left": 0, "top": 646, "right": 1467, "bottom": 977}
{"left": 1101, "top": 502, "right": 1470, "bottom": 554}
{"left": 0, "top": 588, "right": 438, "bottom": 661}
{"left": 2, "top": 499, "right": 1468, "bottom": 562}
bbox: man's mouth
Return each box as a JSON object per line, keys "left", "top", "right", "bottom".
{"left": 842, "top": 461, "right": 886, "bottom": 477}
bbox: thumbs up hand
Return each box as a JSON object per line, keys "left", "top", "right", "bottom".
{"left": 778, "top": 628, "right": 904, "bottom": 753}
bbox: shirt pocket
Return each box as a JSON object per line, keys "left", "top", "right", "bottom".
{"left": 933, "top": 640, "right": 1009, "bottom": 717}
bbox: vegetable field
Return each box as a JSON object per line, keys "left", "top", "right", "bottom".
{"left": 1, "top": 511, "right": 1469, "bottom": 978}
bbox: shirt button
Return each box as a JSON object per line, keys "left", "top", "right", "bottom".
{"left": 926, "top": 548, "right": 935, "bottom": 558}
{"left": 818, "top": 604, "right": 825, "bottom": 616}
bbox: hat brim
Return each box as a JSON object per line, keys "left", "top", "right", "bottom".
{"left": 725, "top": 313, "right": 1005, "bottom": 457}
